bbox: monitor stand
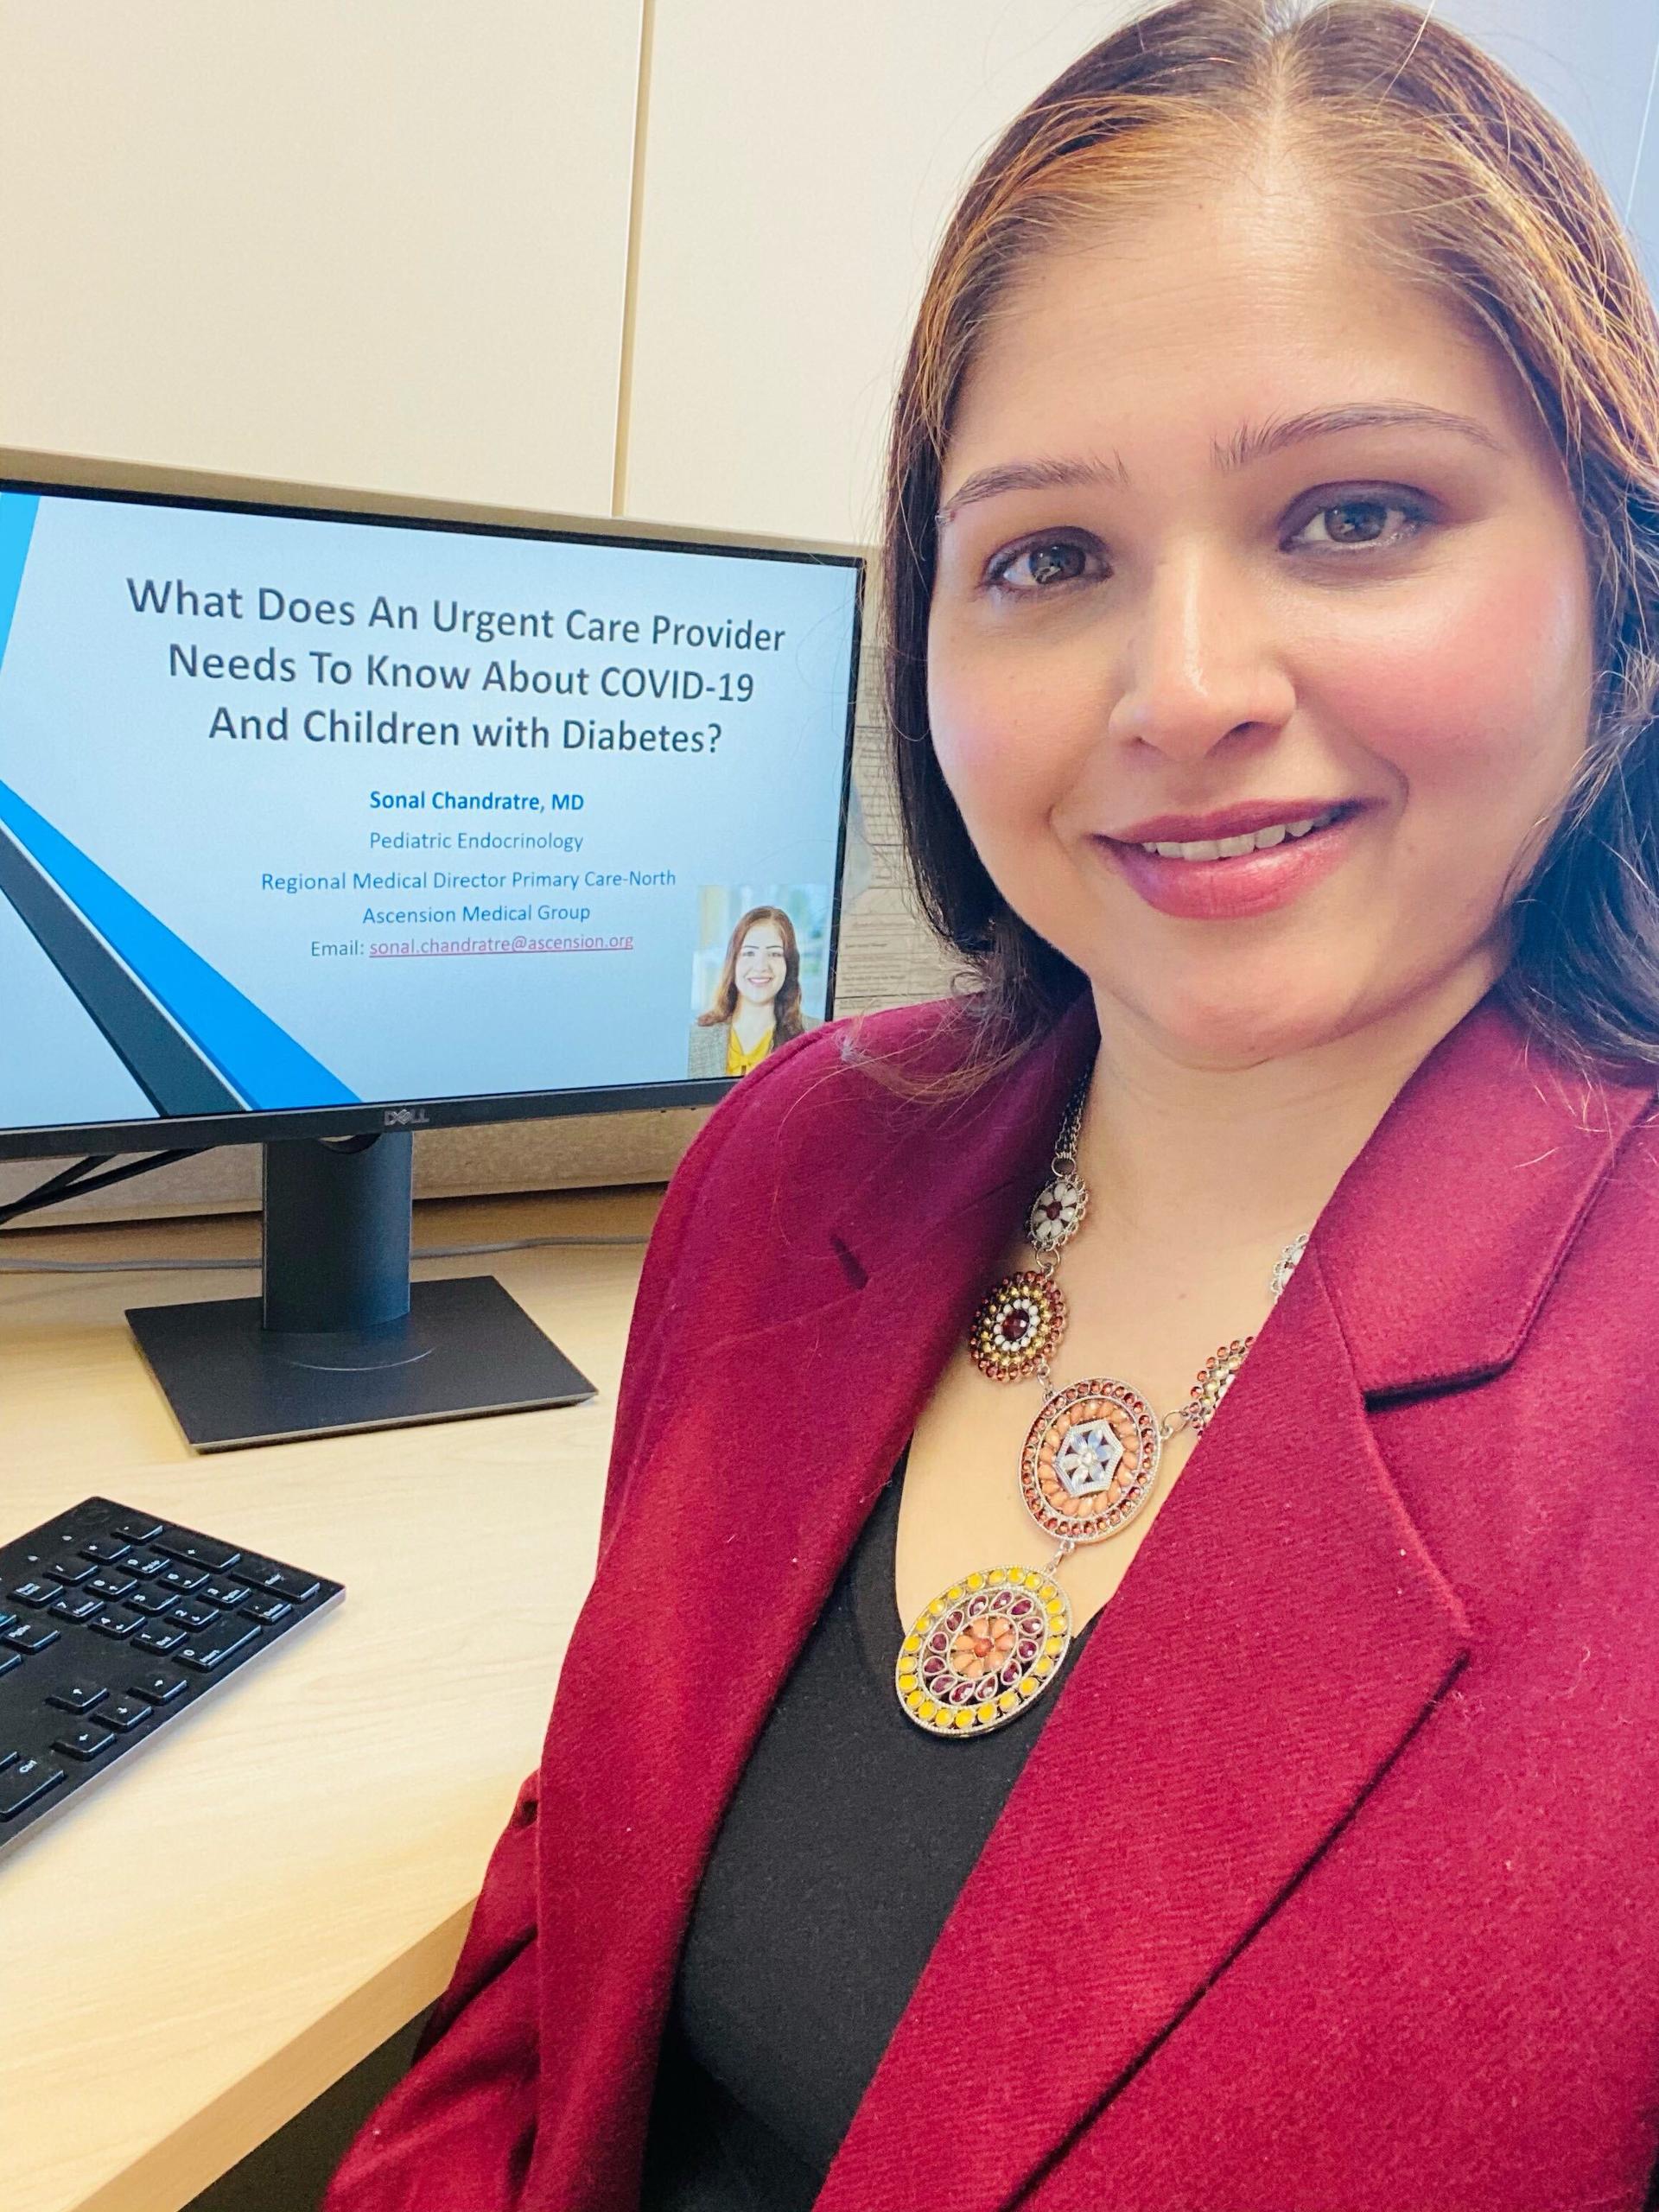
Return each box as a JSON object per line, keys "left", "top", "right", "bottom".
{"left": 127, "top": 1132, "right": 596, "bottom": 1451}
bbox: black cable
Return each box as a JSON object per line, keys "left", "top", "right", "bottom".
{"left": 0, "top": 1148, "right": 202, "bottom": 1230}
{"left": 0, "top": 1154, "right": 113, "bottom": 1226}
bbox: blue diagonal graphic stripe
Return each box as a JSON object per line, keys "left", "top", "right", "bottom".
{"left": 0, "top": 774, "right": 358, "bottom": 1109}
{"left": 0, "top": 493, "right": 39, "bottom": 679}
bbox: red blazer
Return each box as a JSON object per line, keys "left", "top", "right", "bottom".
{"left": 323, "top": 987, "right": 1659, "bottom": 2212}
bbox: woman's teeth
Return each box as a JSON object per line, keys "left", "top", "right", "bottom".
{"left": 1138, "top": 805, "right": 1344, "bottom": 861}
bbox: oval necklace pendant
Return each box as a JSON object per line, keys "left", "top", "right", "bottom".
{"left": 1019, "top": 1376, "right": 1162, "bottom": 1545}
{"left": 897, "top": 1566, "right": 1073, "bottom": 1737}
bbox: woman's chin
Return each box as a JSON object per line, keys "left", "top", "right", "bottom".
{"left": 1089, "top": 970, "right": 1372, "bottom": 1070}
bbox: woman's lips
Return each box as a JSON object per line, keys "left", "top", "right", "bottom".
{"left": 1096, "top": 805, "right": 1367, "bottom": 920}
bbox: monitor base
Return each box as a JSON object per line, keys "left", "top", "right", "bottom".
{"left": 128, "top": 1274, "right": 595, "bottom": 1452}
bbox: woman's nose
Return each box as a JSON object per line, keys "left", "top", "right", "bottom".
{"left": 1103, "top": 550, "right": 1295, "bottom": 762}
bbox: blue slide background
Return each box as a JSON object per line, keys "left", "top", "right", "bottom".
{"left": 0, "top": 489, "right": 855, "bottom": 1135}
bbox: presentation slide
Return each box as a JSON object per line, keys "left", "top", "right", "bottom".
{"left": 0, "top": 487, "right": 856, "bottom": 1135}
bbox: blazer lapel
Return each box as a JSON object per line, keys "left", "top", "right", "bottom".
{"left": 814, "top": 995, "right": 1659, "bottom": 2212}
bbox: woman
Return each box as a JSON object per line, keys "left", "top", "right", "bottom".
{"left": 324, "top": 2, "right": 1659, "bottom": 2206}
{"left": 686, "top": 904, "right": 810, "bottom": 1077}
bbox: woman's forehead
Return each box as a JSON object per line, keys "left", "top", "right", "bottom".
{"left": 946, "top": 188, "right": 1531, "bottom": 481}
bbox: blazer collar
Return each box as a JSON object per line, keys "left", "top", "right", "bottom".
{"left": 525, "top": 984, "right": 1657, "bottom": 2212}
{"left": 829, "top": 983, "right": 1658, "bottom": 1402}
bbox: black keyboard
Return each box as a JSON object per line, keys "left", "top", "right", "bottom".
{"left": 0, "top": 1495, "right": 343, "bottom": 1859}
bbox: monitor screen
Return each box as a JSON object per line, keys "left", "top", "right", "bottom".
{"left": 0, "top": 480, "right": 861, "bottom": 1155}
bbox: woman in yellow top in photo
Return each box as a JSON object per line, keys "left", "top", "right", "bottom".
{"left": 687, "top": 905, "right": 814, "bottom": 1078}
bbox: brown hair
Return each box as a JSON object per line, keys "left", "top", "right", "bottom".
{"left": 697, "top": 905, "right": 806, "bottom": 1040}
{"left": 878, "top": 0, "right": 1659, "bottom": 1088}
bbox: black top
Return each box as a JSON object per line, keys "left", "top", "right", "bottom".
{"left": 639, "top": 1452, "right": 1102, "bottom": 2210}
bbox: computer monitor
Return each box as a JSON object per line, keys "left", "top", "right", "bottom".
{"left": 0, "top": 474, "right": 861, "bottom": 1447}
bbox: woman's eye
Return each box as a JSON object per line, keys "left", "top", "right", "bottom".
{"left": 1287, "top": 494, "right": 1430, "bottom": 552}
{"left": 982, "top": 537, "right": 1098, "bottom": 595}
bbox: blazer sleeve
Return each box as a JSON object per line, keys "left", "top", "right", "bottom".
{"left": 317, "top": 1050, "right": 798, "bottom": 2211}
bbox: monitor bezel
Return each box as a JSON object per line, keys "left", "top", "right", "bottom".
{"left": 0, "top": 470, "right": 863, "bottom": 1161}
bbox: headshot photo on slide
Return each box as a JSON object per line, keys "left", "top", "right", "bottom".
{"left": 688, "top": 887, "right": 828, "bottom": 1079}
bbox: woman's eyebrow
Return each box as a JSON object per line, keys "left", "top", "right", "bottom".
{"left": 936, "top": 403, "right": 1508, "bottom": 525}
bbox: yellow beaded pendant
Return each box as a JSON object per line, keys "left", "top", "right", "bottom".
{"left": 894, "top": 1567, "right": 1073, "bottom": 1738}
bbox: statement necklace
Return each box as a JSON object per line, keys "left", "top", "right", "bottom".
{"left": 895, "top": 1076, "right": 1308, "bottom": 1738}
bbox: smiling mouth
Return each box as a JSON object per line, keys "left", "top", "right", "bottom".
{"left": 1109, "top": 803, "right": 1359, "bottom": 862}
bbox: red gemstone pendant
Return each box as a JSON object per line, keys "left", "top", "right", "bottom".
{"left": 967, "top": 1270, "right": 1068, "bottom": 1382}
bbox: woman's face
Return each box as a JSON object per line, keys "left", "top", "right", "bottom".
{"left": 927, "top": 165, "right": 1598, "bottom": 1067}
{"left": 734, "top": 925, "right": 788, "bottom": 1007}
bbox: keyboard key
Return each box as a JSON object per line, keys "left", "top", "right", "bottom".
{"left": 79, "top": 1538, "right": 131, "bottom": 1564}
{"left": 232, "top": 1552, "right": 280, "bottom": 1584}
{"left": 122, "top": 1550, "right": 168, "bottom": 1579}
{"left": 175, "top": 1624, "right": 261, "bottom": 1672}
{"left": 202, "top": 1580, "right": 251, "bottom": 1609}
{"left": 97, "top": 1697, "right": 153, "bottom": 1732}
{"left": 3, "top": 1622, "right": 58, "bottom": 1654}
{"left": 0, "top": 1748, "right": 15, "bottom": 1770}
{"left": 85, "top": 1572, "right": 137, "bottom": 1601}
{"left": 0, "top": 1652, "right": 22, "bottom": 1679}
{"left": 129, "top": 1669, "right": 188, "bottom": 1706}
{"left": 158, "top": 1565, "right": 208, "bottom": 1595}
{"left": 125, "top": 1586, "right": 177, "bottom": 1617}
{"left": 47, "top": 1681, "right": 109, "bottom": 1713}
{"left": 0, "top": 1758, "right": 67, "bottom": 1820}
{"left": 131, "top": 1622, "right": 186, "bottom": 1654}
{"left": 240, "top": 1593, "right": 292, "bottom": 1625}
{"left": 0, "top": 1611, "right": 15, "bottom": 1635}
{"left": 54, "top": 1724, "right": 116, "bottom": 1761}
{"left": 8, "top": 1580, "right": 56, "bottom": 1608}
{"left": 89, "top": 1607, "right": 143, "bottom": 1640}
{"left": 233, "top": 1553, "right": 318, "bottom": 1599}
{"left": 48, "top": 1592, "right": 101, "bottom": 1623}
{"left": 111, "top": 1516, "right": 162, "bottom": 1542}
{"left": 156, "top": 1529, "right": 241, "bottom": 1573}
{"left": 43, "top": 1557, "right": 95, "bottom": 1586}
{"left": 168, "top": 1599, "right": 220, "bottom": 1632}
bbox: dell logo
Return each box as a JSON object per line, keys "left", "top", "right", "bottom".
{"left": 383, "top": 1106, "right": 429, "bottom": 1128}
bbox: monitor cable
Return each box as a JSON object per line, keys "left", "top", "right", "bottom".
{"left": 0, "top": 1148, "right": 205, "bottom": 1232}
{"left": 0, "top": 1148, "right": 651, "bottom": 1271}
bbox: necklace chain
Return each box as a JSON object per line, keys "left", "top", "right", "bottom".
{"left": 979, "top": 1068, "right": 1309, "bottom": 1436}
{"left": 894, "top": 1063, "right": 1312, "bottom": 1740}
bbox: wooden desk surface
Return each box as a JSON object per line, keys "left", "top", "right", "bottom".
{"left": 0, "top": 1185, "right": 660, "bottom": 2212}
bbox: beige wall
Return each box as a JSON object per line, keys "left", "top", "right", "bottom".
{"left": 0, "top": 2, "right": 641, "bottom": 515}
